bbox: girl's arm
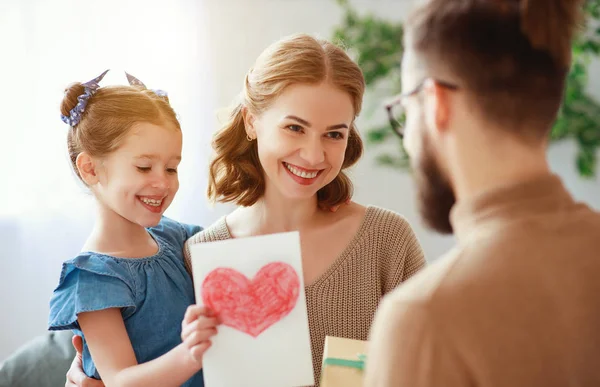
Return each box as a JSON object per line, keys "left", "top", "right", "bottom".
{"left": 66, "top": 335, "right": 105, "bottom": 387}
{"left": 78, "top": 306, "right": 218, "bottom": 387}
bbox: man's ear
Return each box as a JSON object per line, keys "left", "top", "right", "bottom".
{"left": 242, "top": 107, "right": 257, "bottom": 139}
{"left": 76, "top": 152, "right": 99, "bottom": 186}
{"left": 422, "top": 79, "right": 451, "bottom": 138}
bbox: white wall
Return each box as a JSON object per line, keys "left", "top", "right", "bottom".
{"left": 1, "top": 0, "right": 599, "bottom": 362}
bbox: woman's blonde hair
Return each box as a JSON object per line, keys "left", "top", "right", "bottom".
{"left": 208, "top": 33, "right": 366, "bottom": 208}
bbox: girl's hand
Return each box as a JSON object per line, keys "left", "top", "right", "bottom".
{"left": 180, "top": 305, "right": 220, "bottom": 366}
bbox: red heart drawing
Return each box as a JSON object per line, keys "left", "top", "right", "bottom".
{"left": 201, "top": 262, "right": 300, "bottom": 338}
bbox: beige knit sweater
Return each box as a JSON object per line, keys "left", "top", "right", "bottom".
{"left": 183, "top": 205, "right": 426, "bottom": 386}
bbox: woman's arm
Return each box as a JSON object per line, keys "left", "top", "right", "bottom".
{"left": 382, "top": 215, "right": 428, "bottom": 294}
{"left": 78, "top": 305, "right": 217, "bottom": 387}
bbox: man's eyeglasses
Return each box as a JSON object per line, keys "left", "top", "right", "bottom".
{"left": 385, "top": 79, "right": 459, "bottom": 139}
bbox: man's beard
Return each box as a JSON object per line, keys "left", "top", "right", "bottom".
{"left": 412, "top": 130, "right": 456, "bottom": 234}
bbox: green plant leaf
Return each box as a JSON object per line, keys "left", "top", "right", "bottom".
{"left": 365, "top": 125, "right": 392, "bottom": 144}
{"left": 375, "top": 153, "right": 411, "bottom": 169}
{"left": 576, "top": 146, "right": 597, "bottom": 177}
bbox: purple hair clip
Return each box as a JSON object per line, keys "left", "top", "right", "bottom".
{"left": 61, "top": 69, "right": 110, "bottom": 127}
{"left": 125, "top": 72, "right": 168, "bottom": 98}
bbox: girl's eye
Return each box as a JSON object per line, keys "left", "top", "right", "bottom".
{"left": 167, "top": 168, "right": 178, "bottom": 174}
{"left": 137, "top": 166, "right": 151, "bottom": 172}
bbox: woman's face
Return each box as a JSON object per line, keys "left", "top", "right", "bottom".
{"left": 246, "top": 82, "right": 355, "bottom": 201}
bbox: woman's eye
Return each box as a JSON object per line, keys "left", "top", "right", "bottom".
{"left": 167, "top": 168, "right": 178, "bottom": 174}
{"left": 327, "top": 131, "right": 344, "bottom": 140}
{"left": 137, "top": 166, "right": 151, "bottom": 172}
{"left": 287, "top": 125, "right": 303, "bottom": 132}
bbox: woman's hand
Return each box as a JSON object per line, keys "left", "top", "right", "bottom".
{"left": 180, "top": 305, "right": 220, "bottom": 366}
{"left": 321, "top": 198, "right": 351, "bottom": 213}
{"left": 65, "top": 335, "right": 105, "bottom": 387}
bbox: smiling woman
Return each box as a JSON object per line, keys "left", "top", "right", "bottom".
{"left": 245, "top": 82, "right": 357, "bottom": 202}
{"left": 207, "top": 35, "right": 364, "bottom": 211}
{"left": 184, "top": 33, "right": 427, "bottom": 386}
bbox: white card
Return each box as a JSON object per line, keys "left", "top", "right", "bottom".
{"left": 189, "top": 231, "right": 315, "bottom": 387}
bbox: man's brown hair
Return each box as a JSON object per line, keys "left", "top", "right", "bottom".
{"left": 406, "top": 0, "right": 583, "bottom": 138}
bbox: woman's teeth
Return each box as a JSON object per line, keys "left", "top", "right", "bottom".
{"left": 285, "top": 163, "right": 319, "bottom": 179}
{"left": 140, "top": 197, "right": 162, "bottom": 207}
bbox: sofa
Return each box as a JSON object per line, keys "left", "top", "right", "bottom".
{"left": 0, "top": 331, "right": 75, "bottom": 387}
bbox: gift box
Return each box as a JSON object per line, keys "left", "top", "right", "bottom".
{"left": 320, "top": 336, "right": 367, "bottom": 387}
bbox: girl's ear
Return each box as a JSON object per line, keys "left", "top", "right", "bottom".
{"left": 76, "top": 152, "right": 99, "bottom": 186}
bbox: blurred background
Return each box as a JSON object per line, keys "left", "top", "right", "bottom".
{"left": 1, "top": 0, "right": 599, "bottom": 362}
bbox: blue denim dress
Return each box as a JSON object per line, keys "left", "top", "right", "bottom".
{"left": 48, "top": 217, "right": 204, "bottom": 387}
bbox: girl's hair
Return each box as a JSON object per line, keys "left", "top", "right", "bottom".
{"left": 60, "top": 84, "right": 180, "bottom": 184}
{"left": 406, "top": 0, "right": 583, "bottom": 138}
{"left": 208, "top": 33, "right": 366, "bottom": 209}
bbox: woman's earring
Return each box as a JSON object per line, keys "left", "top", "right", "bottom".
{"left": 246, "top": 134, "right": 254, "bottom": 141}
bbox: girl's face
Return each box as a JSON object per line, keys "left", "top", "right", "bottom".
{"left": 92, "top": 122, "right": 182, "bottom": 227}
{"left": 246, "top": 82, "right": 355, "bottom": 202}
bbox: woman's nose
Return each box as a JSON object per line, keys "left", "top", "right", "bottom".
{"left": 299, "top": 138, "right": 325, "bottom": 166}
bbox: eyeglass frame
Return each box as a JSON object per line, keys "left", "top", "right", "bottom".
{"left": 385, "top": 79, "right": 460, "bottom": 139}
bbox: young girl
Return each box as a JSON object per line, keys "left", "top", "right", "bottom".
{"left": 48, "top": 70, "right": 217, "bottom": 387}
